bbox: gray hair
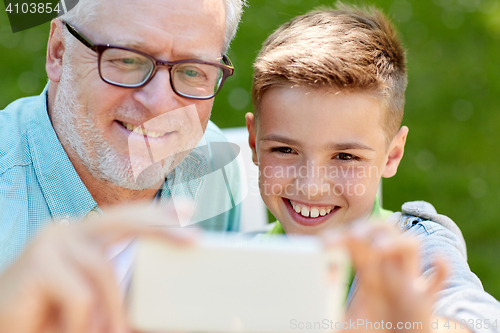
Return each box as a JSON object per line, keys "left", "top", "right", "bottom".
{"left": 61, "top": 0, "right": 246, "bottom": 53}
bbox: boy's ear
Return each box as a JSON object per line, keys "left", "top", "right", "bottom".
{"left": 46, "top": 19, "right": 66, "bottom": 83}
{"left": 382, "top": 126, "right": 409, "bottom": 178}
{"left": 245, "top": 112, "right": 258, "bottom": 166}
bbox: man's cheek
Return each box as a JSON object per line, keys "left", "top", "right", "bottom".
{"left": 196, "top": 102, "right": 213, "bottom": 131}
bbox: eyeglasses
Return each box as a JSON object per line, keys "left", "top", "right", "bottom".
{"left": 63, "top": 21, "right": 234, "bottom": 100}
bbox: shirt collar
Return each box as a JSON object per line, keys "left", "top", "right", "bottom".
{"left": 27, "top": 83, "right": 98, "bottom": 220}
{"left": 159, "top": 144, "right": 210, "bottom": 216}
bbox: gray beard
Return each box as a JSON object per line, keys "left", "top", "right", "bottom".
{"left": 51, "top": 66, "right": 176, "bottom": 191}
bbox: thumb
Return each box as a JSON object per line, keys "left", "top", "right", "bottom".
{"left": 426, "top": 256, "right": 448, "bottom": 296}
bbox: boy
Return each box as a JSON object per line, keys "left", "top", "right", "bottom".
{"left": 246, "top": 3, "right": 500, "bottom": 332}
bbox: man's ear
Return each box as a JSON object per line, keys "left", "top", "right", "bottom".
{"left": 245, "top": 112, "right": 258, "bottom": 166}
{"left": 382, "top": 126, "right": 409, "bottom": 178}
{"left": 46, "top": 19, "right": 66, "bottom": 83}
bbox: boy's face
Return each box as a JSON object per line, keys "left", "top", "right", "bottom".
{"left": 246, "top": 86, "right": 408, "bottom": 235}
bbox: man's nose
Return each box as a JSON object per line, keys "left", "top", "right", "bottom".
{"left": 133, "top": 68, "right": 181, "bottom": 115}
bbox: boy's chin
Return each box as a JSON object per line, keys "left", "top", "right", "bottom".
{"left": 283, "top": 224, "right": 327, "bottom": 236}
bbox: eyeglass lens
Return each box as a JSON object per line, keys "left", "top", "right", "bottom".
{"left": 99, "top": 48, "right": 224, "bottom": 98}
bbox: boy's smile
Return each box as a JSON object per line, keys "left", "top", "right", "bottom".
{"left": 284, "top": 198, "right": 340, "bottom": 227}
{"left": 247, "top": 86, "right": 408, "bottom": 235}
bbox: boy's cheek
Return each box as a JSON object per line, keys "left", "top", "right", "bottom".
{"left": 330, "top": 164, "right": 383, "bottom": 180}
{"left": 256, "top": 161, "right": 382, "bottom": 198}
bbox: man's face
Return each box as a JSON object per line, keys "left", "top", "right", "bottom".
{"left": 248, "top": 86, "right": 398, "bottom": 235}
{"left": 52, "top": 0, "right": 226, "bottom": 189}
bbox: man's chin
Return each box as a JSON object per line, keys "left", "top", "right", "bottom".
{"left": 87, "top": 155, "right": 172, "bottom": 191}
{"left": 133, "top": 169, "right": 169, "bottom": 190}
{"left": 120, "top": 162, "right": 173, "bottom": 190}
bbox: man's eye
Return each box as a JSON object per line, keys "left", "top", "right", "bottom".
{"left": 335, "top": 153, "right": 358, "bottom": 161}
{"left": 177, "top": 67, "right": 206, "bottom": 80}
{"left": 184, "top": 69, "right": 199, "bottom": 77}
{"left": 121, "top": 58, "right": 136, "bottom": 64}
{"left": 271, "top": 147, "right": 295, "bottom": 154}
{"left": 108, "top": 58, "right": 143, "bottom": 67}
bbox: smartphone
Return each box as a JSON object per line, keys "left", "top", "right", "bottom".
{"left": 130, "top": 233, "right": 350, "bottom": 333}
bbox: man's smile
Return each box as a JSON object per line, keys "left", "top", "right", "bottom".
{"left": 117, "top": 120, "right": 171, "bottom": 138}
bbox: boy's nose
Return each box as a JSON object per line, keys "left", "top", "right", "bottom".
{"left": 296, "top": 177, "right": 332, "bottom": 198}
{"left": 295, "top": 163, "right": 333, "bottom": 199}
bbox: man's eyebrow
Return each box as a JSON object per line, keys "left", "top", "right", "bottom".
{"left": 173, "top": 51, "right": 222, "bottom": 62}
{"left": 107, "top": 39, "right": 219, "bottom": 61}
{"left": 111, "top": 38, "right": 146, "bottom": 50}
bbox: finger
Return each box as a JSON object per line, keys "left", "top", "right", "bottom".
{"left": 62, "top": 235, "right": 129, "bottom": 333}
{"left": 425, "top": 256, "right": 449, "bottom": 296}
{"left": 80, "top": 205, "right": 200, "bottom": 247}
{"left": 343, "top": 235, "right": 372, "bottom": 271}
{"left": 378, "top": 253, "right": 412, "bottom": 302}
{"left": 343, "top": 234, "right": 386, "bottom": 294}
{"left": 343, "top": 222, "right": 396, "bottom": 269}
{"left": 16, "top": 226, "right": 97, "bottom": 333}
{"left": 42, "top": 254, "right": 96, "bottom": 333}
{"left": 374, "top": 235, "right": 421, "bottom": 279}
{"left": 320, "top": 229, "right": 345, "bottom": 248}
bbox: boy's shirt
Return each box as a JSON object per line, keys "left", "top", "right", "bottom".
{"left": 266, "top": 195, "right": 392, "bottom": 235}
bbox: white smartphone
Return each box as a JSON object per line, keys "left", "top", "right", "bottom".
{"left": 130, "top": 233, "right": 350, "bottom": 333}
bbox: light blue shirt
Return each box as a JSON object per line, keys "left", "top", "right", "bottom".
{"left": 348, "top": 201, "right": 500, "bottom": 332}
{"left": 0, "top": 84, "right": 241, "bottom": 272}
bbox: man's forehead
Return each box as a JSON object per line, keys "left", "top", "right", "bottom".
{"left": 87, "top": 0, "right": 226, "bottom": 58}
{"left": 93, "top": 0, "right": 225, "bottom": 27}
{"left": 109, "top": 36, "right": 221, "bottom": 61}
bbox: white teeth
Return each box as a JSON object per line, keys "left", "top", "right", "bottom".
{"left": 121, "top": 121, "right": 167, "bottom": 138}
{"left": 132, "top": 126, "right": 145, "bottom": 135}
{"left": 289, "top": 200, "right": 336, "bottom": 219}
{"left": 301, "top": 206, "right": 310, "bottom": 217}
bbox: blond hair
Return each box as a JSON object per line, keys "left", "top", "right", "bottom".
{"left": 252, "top": 3, "right": 407, "bottom": 140}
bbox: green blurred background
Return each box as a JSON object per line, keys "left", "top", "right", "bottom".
{"left": 1, "top": 0, "right": 500, "bottom": 298}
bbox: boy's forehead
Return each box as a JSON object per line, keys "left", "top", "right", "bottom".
{"left": 256, "top": 86, "right": 388, "bottom": 149}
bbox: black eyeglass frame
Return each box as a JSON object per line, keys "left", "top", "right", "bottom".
{"left": 62, "top": 20, "right": 234, "bottom": 100}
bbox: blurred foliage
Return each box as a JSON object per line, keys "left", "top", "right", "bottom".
{"left": 1, "top": 0, "right": 500, "bottom": 298}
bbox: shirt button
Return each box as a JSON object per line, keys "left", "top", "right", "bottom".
{"left": 59, "top": 219, "right": 69, "bottom": 226}
{"left": 86, "top": 211, "right": 100, "bottom": 220}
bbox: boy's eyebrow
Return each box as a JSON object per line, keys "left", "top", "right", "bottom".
{"left": 261, "top": 135, "right": 375, "bottom": 151}
{"left": 328, "top": 142, "right": 375, "bottom": 151}
{"left": 260, "top": 135, "right": 299, "bottom": 146}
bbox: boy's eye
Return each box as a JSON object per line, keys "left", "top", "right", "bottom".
{"left": 335, "top": 153, "right": 359, "bottom": 161}
{"left": 271, "top": 147, "right": 296, "bottom": 154}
